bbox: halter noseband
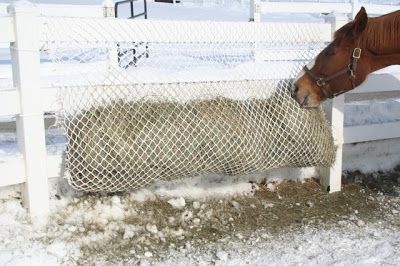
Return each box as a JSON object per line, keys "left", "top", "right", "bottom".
{"left": 303, "top": 47, "right": 362, "bottom": 99}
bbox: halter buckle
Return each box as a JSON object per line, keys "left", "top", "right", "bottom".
{"left": 316, "top": 79, "right": 325, "bottom": 87}
{"left": 352, "top": 48, "right": 362, "bottom": 59}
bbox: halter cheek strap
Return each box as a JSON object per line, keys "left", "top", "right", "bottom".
{"left": 303, "top": 47, "right": 362, "bottom": 99}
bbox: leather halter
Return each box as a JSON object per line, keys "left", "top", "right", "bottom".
{"left": 303, "top": 47, "right": 362, "bottom": 99}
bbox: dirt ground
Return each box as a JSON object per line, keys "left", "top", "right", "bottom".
{"left": 51, "top": 166, "right": 400, "bottom": 264}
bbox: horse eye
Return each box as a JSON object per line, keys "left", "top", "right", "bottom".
{"left": 326, "top": 50, "right": 335, "bottom": 56}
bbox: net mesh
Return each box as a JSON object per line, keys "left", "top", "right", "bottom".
{"left": 41, "top": 18, "right": 336, "bottom": 192}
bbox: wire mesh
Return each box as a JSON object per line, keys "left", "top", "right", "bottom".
{"left": 41, "top": 18, "right": 336, "bottom": 192}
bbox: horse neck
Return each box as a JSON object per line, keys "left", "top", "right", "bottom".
{"left": 360, "top": 12, "right": 400, "bottom": 72}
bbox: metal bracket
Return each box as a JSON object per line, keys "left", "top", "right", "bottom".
{"left": 352, "top": 48, "right": 362, "bottom": 59}
{"left": 317, "top": 79, "right": 326, "bottom": 87}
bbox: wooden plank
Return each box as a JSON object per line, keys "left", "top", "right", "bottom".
{"left": 260, "top": 2, "right": 352, "bottom": 14}
{"left": 345, "top": 91, "right": 400, "bottom": 102}
{"left": 0, "top": 158, "right": 26, "bottom": 187}
{"left": 10, "top": 2, "right": 50, "bottom": 220}
{"left": 41, "top": 87, "right": 60, "bottom": 112}
{"left": 321, "top": 94, "right": 345, "bottom": 193}
{"left": 363, "top": 4, "right": 400, "bottom": 16}
{"left": 0, "top": 87, "right": 60, "bottom": 116}
{"left": 0, "top": 89, "right": 20, "bottom": 116}
{"left": 0, "top": 17, "right": 15, "bottom": 43}
{"left": 0, "top": 154, "right": 65, "bottom": 187}
{"left": 1, "top": 2, "right": 397, "bottom": 18}
{"left": 41, "top": 18, "right": 332, "bottom": 44}
{"left": 320, "top": 15, "right": 348, "bottom": 194}
{"left": 46, "top": 154, "right": 65, "bottom": 179}
{"left": 258, "top": 2, "right": 396, "bottom": 16}
{"left": 0, "top": 73, "right": 397, "bottom": 117}
{"left": 0, "top": 4, "right": 7, "bottom": 15}
{"left": 37, "top": 4, "right": 102, "bottom": 18}
{"left": 344, "top": 121, "right": 400, "bottom": 144}
{"left": 349, "top": 73, "right": 400, "bottom": 94}
{"left": 0, "top": 3, "right": 102, "bottom": 17}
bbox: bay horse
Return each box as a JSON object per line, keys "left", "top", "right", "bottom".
{"left": 293, "top": 7, "right": 400, "bottom": 108}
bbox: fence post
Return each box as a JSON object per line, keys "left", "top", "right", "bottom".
{"left": 103, "top": 0, "right": 120, "bottom": 68}
{"left": 8, "top": 1, "right": 49, "bottom": 222}
{"left": 103, "top": 0, "right": 114, "bottom": 18}
{"left": 249, "top": 0, "right": 261, "bottom": 22}
{"left": 320, "top": 13, "right": 349, "bottom": 193}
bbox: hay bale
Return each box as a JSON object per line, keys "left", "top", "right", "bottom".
{"left": 64, "top": 82, "right": 335, "bottom": 192}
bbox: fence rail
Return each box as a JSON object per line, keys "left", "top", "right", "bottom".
{"left": 0, "top": 3, "right": 104, "bottom": 17}
{"left": 250, "top": 0, "right": 399, "bottom": 21}
{"left": 0, "top": 1, "right": 399, "bottom": 220}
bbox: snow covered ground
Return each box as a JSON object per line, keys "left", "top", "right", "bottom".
{"left": 0, "top": 1, "right": 399, "bottom": 265}
{"left": 162, "top": 225, "right": 400, "bottom": 266}
{"left": 0, "top": 176, "right": 399, "bottom": 265}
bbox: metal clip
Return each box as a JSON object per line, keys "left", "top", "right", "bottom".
{"left": 349, "top": 69, "right": 355, "bottom": 79}
{"left": 316, "top": 79, "right": 325, "bottom": 87}
{"left": 352, "top": 48, "right": 362, "bottom": 59}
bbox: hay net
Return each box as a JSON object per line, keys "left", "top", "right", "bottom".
{"left": 41, "top": 17, "right": 336, "bottom": 192}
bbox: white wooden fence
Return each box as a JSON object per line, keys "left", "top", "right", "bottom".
{"left": 250, "top": 0, "right": 399, "bottom": 22}
{"left": 0, "top": 1, "right": 399, "bottom": 221}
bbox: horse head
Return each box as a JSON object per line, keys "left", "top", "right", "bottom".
{"left": 293, "top": 7, "right": 369, "bottom": 108}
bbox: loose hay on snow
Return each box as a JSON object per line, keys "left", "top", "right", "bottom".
{"left": 64, "top": 81, "right": 336, "bottom": 192}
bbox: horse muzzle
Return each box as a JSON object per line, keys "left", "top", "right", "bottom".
{"left": 292, "top": 81, "right": 321, "bottom": 108}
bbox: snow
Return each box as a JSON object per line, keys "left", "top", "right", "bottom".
{"left": 215, "top": 251, "right": 228, "bottom": 261}
{"left": 160, "top": 225, "right": 400, "bottom": 266}
{"left": 167, "top": 197, "right": 186, "bottom": 209}
{"left": 345, "top": 99, "right": 400, "bottom": 127}
{"left": 0, "top": 124, "right": 65, "bottom": 161}
{"left": 0, "top": 1, "right": 399, "bottom": 264}
{"left": 0, "top": 132, "right": 21, "bottom": 161}
{"left": 343, "top": 138, "right": 400, "bottom": 172}
{"left": 153, "top": 176, "right": 256, "bottom": 199}
{"left": 0, "top": 193, "right": 398, "bottom": 265}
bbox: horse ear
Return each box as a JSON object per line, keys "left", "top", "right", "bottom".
{"left": 352, "top": 7, "right": 368, "bottom": 37}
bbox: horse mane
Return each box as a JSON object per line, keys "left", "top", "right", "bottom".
{"left": 335, "top": 10, "right": 400, "bottom": 54}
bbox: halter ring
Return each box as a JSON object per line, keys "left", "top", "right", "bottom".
{"left": 316, "top": 79, "right": 325, "bottom": 87}
{"left": 352, "top": 48, "right": 362, "bottom": 59}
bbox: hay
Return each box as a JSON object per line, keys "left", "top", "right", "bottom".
{"left": 64, "top": 81, "right": 336, "bottom": 192}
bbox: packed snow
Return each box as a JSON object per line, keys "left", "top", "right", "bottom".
{"left": 0, "top": 178, "right": 399, "bottom": 265}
